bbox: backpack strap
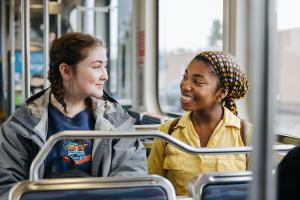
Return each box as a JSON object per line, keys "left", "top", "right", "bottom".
{"left": 167, "top": 117, "right": 180, "bottom": 135}
{"left": 240, "top": 118, "right": 247, "bottom": 146}
{"left": 164, "top": 117, "right": 180, "bottom": 154}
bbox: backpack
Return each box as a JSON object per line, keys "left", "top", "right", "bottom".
{"left": 167, "top": 117, "right": 247, "bottom": 146}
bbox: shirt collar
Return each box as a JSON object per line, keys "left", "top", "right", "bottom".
{"left": 176, "top": 107, "right": 240, "bottom": 129}
{"left": 176, "top": 111, "right": 192, "bottom": 128}
{"left": 222, "top": 107, "right": 240, "bottom": 128}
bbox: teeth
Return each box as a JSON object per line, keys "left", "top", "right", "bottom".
{"left": 181, "top": 95, "right": 192, "bottom": 101}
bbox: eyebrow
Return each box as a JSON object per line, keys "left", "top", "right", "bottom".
{"left": 185, "top": 69, "right": 205, "bottom": 78}
{"left": 90, "top": 60, "right": 107, "bottom": 65}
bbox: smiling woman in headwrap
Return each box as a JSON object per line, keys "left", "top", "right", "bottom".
{"left": 197, "top": 51, "right": 249, "bottom": 115}
{"left": 148, "top": 51, "right": 251, "bottom": 195}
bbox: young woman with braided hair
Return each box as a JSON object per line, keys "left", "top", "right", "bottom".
{"left": 0, "top": 32, "right": 147, "bottom": 199}
{"left": 148, "top": 51, "right": 251, "bottom": 195}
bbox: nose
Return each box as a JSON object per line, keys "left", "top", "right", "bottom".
{"left": 100, "top": 68, "right": 109, "bottom": 81}
{"left": 180, "top": 80, "right": 192, "bottom": 92}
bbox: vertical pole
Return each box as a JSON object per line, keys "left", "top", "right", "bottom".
{"left": 9, "top": 0, "right": 15, "bottom": 112}
{"left": 249, "top": 0, "right": 277, "bottom": 199}
{"left": 57, "top": 0, "right": 62, "bottom": 37}
{"left": 1, "top": 0, "right": 8, "bottom": 113}
{"left": 43, "top": 0, "right": 49, "bottom": 88}
{"left": 21, "top": 0, "right": 31, "bottom": 100}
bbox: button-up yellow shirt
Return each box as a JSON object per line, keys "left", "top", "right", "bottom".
{"left": 148, "top": 107, "right": 251, "bottom": 195}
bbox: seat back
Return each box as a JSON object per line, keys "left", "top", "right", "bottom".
{"left": 9, "top": 175, "right": 176, "bottom": 200}
{"left": 188, "top": 172, "right": 252, "bottom": 200}
{"left": 202, "top": 183, "right": 250, "bottom": 200}
{"left": 127, "top": 110, "right": 141, "bottom": 125}
{"left": 140, "top": 113, "right": 171, "bottom": 125}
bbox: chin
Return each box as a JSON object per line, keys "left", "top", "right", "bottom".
{"left": 181, "top": 103, "right": 189, "bottom": 111}
{"left": 181, "top": 106, "right": 188, "bottom": 111}
{"left": 181, "top": 104, "right": 193, "bottom": 111}
{"left": 91, "top": 91, "right": 104, "bottom": 99}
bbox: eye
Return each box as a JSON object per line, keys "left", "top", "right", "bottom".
{"left": 194, "top": 79, "right": 204, "bottom": 86}
{"left": 92, "top": 65, "right": 107, "bottom": 70}
{"left": 92, "top": 66, "right": 101, "bottom": 71}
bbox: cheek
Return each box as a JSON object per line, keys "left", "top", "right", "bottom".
{"left": 80, "top": 72, "right": 98, "bottom": 83}
{"left": 75, "top": 75, "right": 93, "bottom": 90}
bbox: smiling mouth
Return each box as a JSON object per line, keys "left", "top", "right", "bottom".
{"left": 95, "top": 84, "right": 104, "bottom": 89}
{"left": 181, "top": 94, "right": 193, "bottom": 102}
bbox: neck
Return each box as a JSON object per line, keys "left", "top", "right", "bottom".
{"left": 50, "top": 93, "right": 87, "bottom": 118}
{"left": 191, "top": 105, "right": 224, "bottom": 126}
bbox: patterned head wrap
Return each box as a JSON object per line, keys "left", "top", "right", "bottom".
{"left": 195, "top": 51, "right": 249, "bottom": 115}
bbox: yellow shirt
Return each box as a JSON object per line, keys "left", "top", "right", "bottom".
{"left": 147, "top": 107, "right": 251, "bottom": 195}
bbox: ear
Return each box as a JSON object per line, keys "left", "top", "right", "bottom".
{"left": 217, "top": 87, "right": 228, "bottom": 102}
{"left": 59, "top": 63, "right": 73, "bottom": 81}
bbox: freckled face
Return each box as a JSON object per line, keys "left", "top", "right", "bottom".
{"left": 180, "top": 59, "right": 221, "bottom": 111}
{"left": 71, "top": 46, "right": 108, "bottom": 99}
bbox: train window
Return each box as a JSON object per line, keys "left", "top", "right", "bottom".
{"left": 276, "top": 0, "right": 300, "bottom": 136}
{"left": 108, "top": 0, "right": 134, "bottom": 105}
{"left": 158, "top": 0, "right": 223, "bottom": 114}
{"left": 69, "top": 0, "right": 107, "bottom": 38}
{"left": 69, "top": 0, "right": 134, "bottom": 106}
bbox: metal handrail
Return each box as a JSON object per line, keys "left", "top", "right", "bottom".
{"left": 134, "top": 124, "right": 160, "bottom": 130}
{"left": 29, "top": 130, "right": 294, "bottom": 181}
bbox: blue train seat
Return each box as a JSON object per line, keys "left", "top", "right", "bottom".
{"left": 140, "top": 113, "right": 170, "bottom": 125}
{"left": 188, "top": 172, "right": 252, "bottom": 200}
{"left": 9, "top": 175, "right": 176, "bottom": 200}
{"left": 126, "top": 110, "right": 141, "bottom": 125}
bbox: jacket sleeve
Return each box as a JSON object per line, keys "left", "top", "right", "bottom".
{"left": 0, "top": 122, "right": 35, "bottom": 200}
{"left": 109, "top": 136, "right": 148, "bottom": 176}
{"left": 106, "top": 104, "right": 147, "bottom": 176}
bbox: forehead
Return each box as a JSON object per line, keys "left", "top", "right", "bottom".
{"left": 186, "top": 59, "right": 212, "bottom": 75}
{"left": 81, "top": 46, "right": 107, "bottom": 62}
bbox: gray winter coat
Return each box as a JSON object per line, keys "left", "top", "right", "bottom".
{"left": 0, "top": 89, "right": 147, "bottom": 200}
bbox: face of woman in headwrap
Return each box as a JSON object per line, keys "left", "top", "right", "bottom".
{"left": 194, "top": 51, "right": 249, "bottom": 116}
{"left": 180, "top": 59, "right": 227, "bottom": 112}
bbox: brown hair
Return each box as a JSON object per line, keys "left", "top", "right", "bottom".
{"left": 48, "top": 32, "right": 105, "bottom": 114}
